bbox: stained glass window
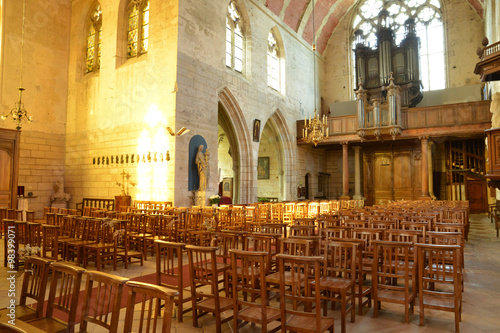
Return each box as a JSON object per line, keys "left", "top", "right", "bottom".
{"left": 86, "top": 3, "right": 102, "bottom": 73}
{"left": 226, "top": 1, "right": 244, "bottom": 73}
{"left": 127, "top": 0, "right": 149, "bottom": 59}
{"left": 267, "top": 31, "right": 280, "bottom": 91}
{"left": 352, "top": 0, "right": 445, "bottom": 92}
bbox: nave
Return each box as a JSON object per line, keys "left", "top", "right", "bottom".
{"left": 0, "top": 213, "right": 499, "bottom": 332}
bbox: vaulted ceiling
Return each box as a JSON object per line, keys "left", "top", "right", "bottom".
{"left": 261, "top": 0, "right": 485, "bottom": 54}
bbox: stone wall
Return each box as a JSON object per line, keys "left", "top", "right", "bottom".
{"left": 175, "top": 0, "right": 318, "bottom": 205}
{"left": 1, "top": 0, "right": 71, "bottom": 217}
{"left": 64, "top": 0, "right": 179, "bottom": 208}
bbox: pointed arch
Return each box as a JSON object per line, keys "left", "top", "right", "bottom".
{"left": 264, "top": 108, "right": 296, "bottom": 200}
{"left": 218, "top": 87, "right": 254, "bottom": 204}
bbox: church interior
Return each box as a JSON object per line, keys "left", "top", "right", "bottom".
{"left": 1, "top": 0, "right": 500, "bottom": 332}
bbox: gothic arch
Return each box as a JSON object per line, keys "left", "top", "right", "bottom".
{"left": 263, "top": 108, "right": 296, "bottom": 200}
{"left": 218, "top": 87, "right": 254, "bottom": 204}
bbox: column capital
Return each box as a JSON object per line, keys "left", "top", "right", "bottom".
{"left": 353, "top": 145, "right": 362, "bottom": 152}
{"left": 419, "top": 135, "right": 429, "bottom": 142}
{"left": 340, "top": 141, "right": 349, "bottom": 146}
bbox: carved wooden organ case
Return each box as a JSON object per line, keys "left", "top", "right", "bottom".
{"left": 354, "top": 13, "right": 423, "bottom": 141}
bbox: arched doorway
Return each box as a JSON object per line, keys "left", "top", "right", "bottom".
{"left": 257, "top": 120, "right": 284, "bottom": 201}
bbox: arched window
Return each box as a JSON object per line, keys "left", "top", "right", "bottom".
{"left": 352, "top": 0, "right": 445, "bottom": 91}
{"left": 127, "top": 0, "right": 150, "bottom": 58}
{"left": 86, "top": 2, "right": 102, "bottom": 73}
{"left": 267, "top": 31, "right": 280, "bottom": 91}
{"left": 226, "top": 1, "right": 244, "bottom": 73}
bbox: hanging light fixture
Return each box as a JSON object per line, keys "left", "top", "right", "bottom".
{"left": 302, "top": 0, "right": 328, "bottom": 147}
{"left": 1, "top": 0, "right": 32, "bottom": 130}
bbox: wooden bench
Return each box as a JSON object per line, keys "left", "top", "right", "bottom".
{"left": 76, "top": 198, "right": 115, "bottom": 213}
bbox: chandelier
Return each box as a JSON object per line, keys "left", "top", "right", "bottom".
{"left": 1, "top": 0, "right": 32, "bottom": 130}
{"left": 302, "top": 0, "right": 328, "bottom": 147}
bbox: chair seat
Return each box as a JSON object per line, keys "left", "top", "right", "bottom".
{"left": 266, "top": 271, "right": 302, "bottom": 285}
{"left": 238, "top": 305, "right": 281, "bottom": 323}
{"left": 317, "top": 276, "right": 354, "bottom": 291}
{"left": 0, "top": 305, "right": 37, "bottom": 321}
{"left": 286, "top": 314, "right": 335, "bottom": 333}
{"left": 27, "top": 317, "right": 68, "bottom": 333}
{"left": 422, "top": 293, "right": 457, "bottom": 310}
{"left": 196, "top": 296, "right": 233, "bottom": 313}
{"left": 377, "top": 288, "right": 416, "bottom": 303}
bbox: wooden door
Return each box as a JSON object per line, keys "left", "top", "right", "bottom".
{"left": 373, "top": 154, "right": 392, "bottom": 204}
{"left": 467, "top": 180, "right": 487, "bottom": 213}
{"left": 0, "top": 129, "right": 20, "bottom": 209}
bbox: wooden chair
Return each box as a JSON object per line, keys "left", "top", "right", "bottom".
{"left": 41, "top": 224, "right": 60, "bottom": 260}
{"left": 416, "top": 243, "right": 462, "bottom": 332}
{"left": 230, "top": 249, "right": 281, "bottom": 332}
{"left": 276, "top": 254, "right": 334, "bottom": 333}
{"left": 318, "top": 240, "right": 357, "bottom": 333}
{"left": 123, "top": 281, "right": 178, "bottom": 333}
{"left": 26, "top": 262, "right": 85, "bottom": 333}
{"left": 186, "top": 245, "right": 233, "bottom": 333}
{"left": 243, "top": 234, "right": 275, "bottom": 273}
{"left": 79, "top": 271, "right": 129, "bottom": 333}
{"left": 372, "top": 240, "right": 416, "bottom": 323}
{"left": 83, "top": 220, "right": 116, "bottom": 270}
{"left": 65, "top": 218, "right": 101, "bottom": 264}
{"left": 0, "top": 257, "right": 53, "bottom": 321}
{"left": 155, "top": 240, "right": 192, "bottom": 323}
{"left": 114, "top": 220, "right": 143, "bottom": 269}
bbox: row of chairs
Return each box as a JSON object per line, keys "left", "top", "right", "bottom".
{"left": 0, "top": 257, "right": 177, "bottom": 333}
{"left": 156, "top": 235, "right": 462, "bottom": 333}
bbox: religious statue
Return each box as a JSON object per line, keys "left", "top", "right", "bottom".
{"left": 195, "top": 144, "right": 209, "bottom": 191}
{"left": 51, "top": 177, "right": 71, "bottom": 203}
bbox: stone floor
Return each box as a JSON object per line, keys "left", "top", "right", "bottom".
{"left": 1, "top": 213, "right": 500, "bottom": 332}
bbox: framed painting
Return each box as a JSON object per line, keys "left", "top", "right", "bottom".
{"left": 253, "top": 119, "right": 261, "bottom": 142}
{"left": 258, "top": 157, "right": 269, "bottom": 179}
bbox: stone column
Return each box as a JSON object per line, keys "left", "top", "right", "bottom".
{"left": 353, "top": 146, "right": 364, "bottom": 200}
{"left": 419, "top": 136, "right": 431, "bottom": 200}
{"left": 428, "top": 140, "right": 437, "bottom": 200}
{"left": 340, "top": 142, "right": 351, "bottom": 199}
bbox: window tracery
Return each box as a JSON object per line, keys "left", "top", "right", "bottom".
{"left": 226, "top": 1, "right": 244, "bottom": 73}
{"left": 86, "top": 3, "right": 102, "bottom": 73}
{"left": 352, "top": 0, "right": 445, "bottom": 91}
{"left": 267, "top": 31, "right": 280, "bottom": 91}
{"left": 127, "top": 0, "right": 149, "bottom": 58}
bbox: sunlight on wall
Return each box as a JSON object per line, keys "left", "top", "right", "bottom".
{"left": 136, "top": 105, "right": 170, "bottom": 200}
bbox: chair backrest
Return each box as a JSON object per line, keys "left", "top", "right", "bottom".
{"left": 41, "top": 224, "right": 60, "bottom": 260}
{"left": 289, "top": 225, "right": 316, "bottom": 237}
{"left": 186, "top": 245, "right": 220, "bottom": 299}
{"left": 280, "top": 238, "right": 313, "bottom": 257}
{"left": 242, "top": 234, "right": 274, "bottom": 273}
{"left": 276, "top": 254, "right": 325, "bottom": 331}
{"left": 155, "top": 240, "right": 187, "bottom": 293}
{"left": 321, "top": 240, "right": 357, "bottom": 281}
{"left": 46, "top": 262, "right": 86, "bottom": 331}
{"left": 230, "top": 249, "right": 271, "bottom": 322}
{"left": 123, "top": 281, "right": 178, "bottom": 333}
{"left": 210, "top": 232, "right": 239, "bottom": 264}
{"left": 19, "top": 256, "right": 53, "bottom": 318}
{"left": 80, "top": 271, "right": 129, "bottom": 332}
{"left": 372, "top": 240, "right": 416, "bottom": 298}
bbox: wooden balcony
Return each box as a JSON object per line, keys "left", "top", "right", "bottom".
{"left": 297, "top": 100, "right": 491, "bottom": 145}
{"left": 475, "top": 40, "right": 500, "bottom": 81}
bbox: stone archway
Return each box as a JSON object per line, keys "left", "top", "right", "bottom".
{"left": 218, "top": 87, "right": 254, "bottom": 204}
{"left": 261, "top": 109, "right": 296, "bottom": 201}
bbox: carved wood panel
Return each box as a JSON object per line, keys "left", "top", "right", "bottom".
{"left": 364, "top": 143, "right": 422, "bottom": 205}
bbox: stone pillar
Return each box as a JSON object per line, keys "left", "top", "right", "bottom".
{"left": 353, "top": 146, "right": 364, "bottom": 200}
{"left": 340, "top": 142, "right": 351, "bottom": 199}
{"left": 428, "top": 140, "right": 437, "bottom": 200}
{"left": 419, "top": 136, "right": 431, "bottom": 200}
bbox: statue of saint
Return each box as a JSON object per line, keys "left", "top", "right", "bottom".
{"left": 51, "top": 177, "right": 71, "bottom": 203}
{"left": 195, "top": 145, "right": 208, "bottom": 191}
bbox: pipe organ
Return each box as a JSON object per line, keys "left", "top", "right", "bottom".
{"left": 354, "top": 14, "right": 423, "bottom": 141}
